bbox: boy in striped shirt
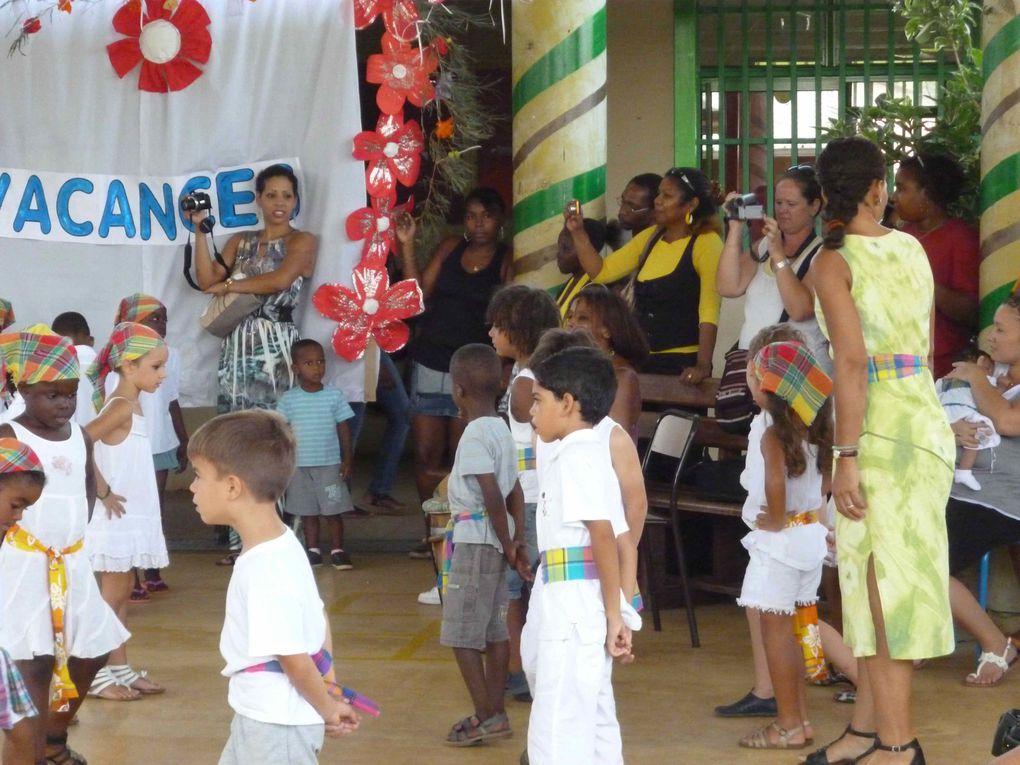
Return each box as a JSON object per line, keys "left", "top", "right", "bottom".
{"left": 276, "top": 340, "right": 355, "bottom": 570}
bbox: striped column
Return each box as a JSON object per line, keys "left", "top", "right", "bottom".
{"left": 511, "top": 0, "right": 607, "bottom": 289}
{"left": 980, "top": 7, "right": 1020, "bottom": 333}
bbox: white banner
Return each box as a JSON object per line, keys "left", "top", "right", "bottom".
{"left": 0, "top": 158, "right": 300, "bottom": 246}
{"left": 0, "top": 1, "right": 367, "bottom": 406}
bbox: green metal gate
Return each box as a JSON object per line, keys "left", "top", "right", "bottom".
{"left": 674, "top": 0, "right": 950, "bottom": 198}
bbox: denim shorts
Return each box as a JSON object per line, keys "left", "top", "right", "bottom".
{"left": 409, "top": 361, "right": 460, "bottom": 418}
{"left": 152, "top": 448, "right": 179, "bottom": 472}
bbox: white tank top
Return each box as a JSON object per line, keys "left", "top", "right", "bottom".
{"left": 9, "top": 421, "right": 89, "bottom": 548}
{"left": 508, "top": 368, "right": 538, "bottom": 503}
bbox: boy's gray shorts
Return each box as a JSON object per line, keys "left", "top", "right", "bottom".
{"left": 219, "top": 713, "right": 325, "bottom": 765}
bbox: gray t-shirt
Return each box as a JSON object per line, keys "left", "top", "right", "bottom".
{"left": 448, "top": 416, "right": 518, "bottom": 551}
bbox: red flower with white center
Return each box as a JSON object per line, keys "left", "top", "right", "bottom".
{"left": 365, "top": 33, "right": 438, "bottom": 115}
{"left": 353, "top": 0, "right": 419, "bottom": 42}
{"left": 107, "top": 0, "right": 212, "bottom": 93}
{"left": 345, "top": 195, "right": 414, "bottom": 265}
{"left": 313, "top": 264, "right": 424, "bottom": 362}
{"left": 353, "top": 113, "right": 425, "bottom": 201}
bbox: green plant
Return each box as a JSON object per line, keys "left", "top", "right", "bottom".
{"left": 822, "top": 0, "right": 982, "bottom": 220}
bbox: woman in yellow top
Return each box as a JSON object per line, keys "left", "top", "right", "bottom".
{"left": 566, "top": 167, "right": 723, "bottom": 380}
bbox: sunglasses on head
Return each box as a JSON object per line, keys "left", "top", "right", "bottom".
{"left": 665, "top": 168, "right": 696, "bottom": 195}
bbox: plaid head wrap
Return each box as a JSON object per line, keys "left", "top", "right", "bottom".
{"left": 0, "top": 298, "right": 13, "bottom": 331}
{"left": 753, "top": 341, "right": 833, "bottom": 426}
{"left": 87, "top": 322, "right": 165, "bottom": 412}
{"left": 0, "top": 438, "right": 43, "bottom": 474}
{"left": 114, "top": 293, "right": 165, "bottom": 326}
{"left": 0, "top": 324, "right": 80, "bottom": 387}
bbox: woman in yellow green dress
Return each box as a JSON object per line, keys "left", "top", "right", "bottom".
{"left": 806, "top": 137, "right": 955, "bottom": 765}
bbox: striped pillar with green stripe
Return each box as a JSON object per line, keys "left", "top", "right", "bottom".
{"left": 511, "top": 1, "right": 607, "bottom": 289}
{"left": 980, "top": 7, "right": 1020, "bottom": 332}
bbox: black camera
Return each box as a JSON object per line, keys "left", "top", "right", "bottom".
{"left": 724, "top": 192, "right": 764, "bottom": 221}
{"left": 180, "top": 191, "right": 212, "bottom": 213}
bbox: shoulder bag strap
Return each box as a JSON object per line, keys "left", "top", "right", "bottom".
{"left": 778, "top": 236, "right": 823, "bottom": 323}
{"left": 621, "top": 226, "right": 666, "bottom": 308}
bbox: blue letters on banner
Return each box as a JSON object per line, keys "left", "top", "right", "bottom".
{"left": 179, "top": 176, "right": 212, "bottom": 234}
{"left": 98, "top": 180, "right": 137, "bottom": 239}
{"left": 0, "top": 173, "right": 10, "bottom": 210}
{"left": 139, "top": 182, "right": 177, "bottom": 241}
{"left": 216, "top": 168, "right": 256, "bottom": 228}
{"left": 13, "top": 175, "right": 52, "bottom": 234}
{"left": 56, "top": 178, "right": 95, "bottom": 237}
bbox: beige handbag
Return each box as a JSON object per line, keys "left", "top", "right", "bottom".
{"left": 200, "top": 274, "right": 262, "bottom": 338}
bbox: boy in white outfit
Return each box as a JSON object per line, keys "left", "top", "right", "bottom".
{"left": 523, "top": 346, "right": 634, "bottom": 765}
{"left": 188, "top": 410, "right": 359, "bottom": 764}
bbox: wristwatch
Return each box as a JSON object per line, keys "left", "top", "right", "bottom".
{"left": 773, "top": 258, "right": 791, "bottom": 272}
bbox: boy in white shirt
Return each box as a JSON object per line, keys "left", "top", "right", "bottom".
{"left": 524, "top": 346, "right": 633, "bottom": 765}
{"left": 188, "top": 410, "right": 358, "bottom": 764}
{"left": 51, "top": 311, "right": 97, "bottom": 428}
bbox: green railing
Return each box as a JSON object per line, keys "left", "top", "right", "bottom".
{"left": 674, "top": 0, "right": 949, "bottom": 200}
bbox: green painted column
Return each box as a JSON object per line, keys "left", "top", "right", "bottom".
{"left": 511, "top": 1, "right": 607, "bottom": 289}
{"left": 980, "top": 7, "right": 1020, "bottom": 332}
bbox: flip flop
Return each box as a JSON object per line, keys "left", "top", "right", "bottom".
{"left": 444, "top": 713, "right": 512, "bottom": 747}
{"left": 86, "top": 667, "right": 141, "bottom": 702}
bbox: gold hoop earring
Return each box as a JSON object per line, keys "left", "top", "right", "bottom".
{"left": 685, "top": 211, "right": 693, "bottom": 226}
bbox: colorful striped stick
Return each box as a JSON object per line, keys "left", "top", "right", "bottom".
{"left": 511, "top": 1, "right": 607, "bottom": 290}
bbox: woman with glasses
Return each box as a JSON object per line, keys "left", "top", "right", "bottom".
{"left": 717, "top": 165, "right": 830, "bottom": 372}
{"left": 567, "top": 167, "right": 723, "bottom": 380}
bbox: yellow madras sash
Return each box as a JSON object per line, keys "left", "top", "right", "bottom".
{"left": 752, "top": 509, "right": 819, "bottom": 530}
{"left": 867, "top": 354, "right": 926, "bottom": 383}
{"left": 440, "top": 511, "right": 487, "bottom": 594}
{"left": 5, "top": 525, "right": 84, "bottom": 712}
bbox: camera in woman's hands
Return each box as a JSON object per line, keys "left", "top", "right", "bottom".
{"left": 724, "top": 193, "right": 763, "bottom": 220}
{"left": 180, "top": 191, "right": 212, "bottom": 214}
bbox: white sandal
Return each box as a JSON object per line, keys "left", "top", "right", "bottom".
{"left": 965, "top": 639, "right": 1018, "bottom": 687}
{"left": 109, "top": 664, "right": 166, "bottom": 695}
{"left": 87, "top": 666, "right": 142, "bottom": 701}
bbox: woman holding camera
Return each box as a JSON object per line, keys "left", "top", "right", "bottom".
{"left": 567, "top": 167, "right": 723, "bottom": 380}
{"left": 716, "top": 165, "right": 829, "bottom": 370}
{"left": 187, "top": 164, "right": 317, "bottom": 413}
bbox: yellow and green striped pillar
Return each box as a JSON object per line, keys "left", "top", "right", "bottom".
{"left": 511, "top": 1, "right": 607, "bottom": 289}
{"left": 980, "top": 7, "right": 1020, "bottom": 334}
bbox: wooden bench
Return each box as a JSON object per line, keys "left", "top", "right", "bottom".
{"left": 638, "top": 374, "right": 750, "bottom": 603}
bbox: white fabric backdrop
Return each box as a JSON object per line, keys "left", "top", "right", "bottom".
{"left": 0, "top": 0, "right": 367, "bottom": 405}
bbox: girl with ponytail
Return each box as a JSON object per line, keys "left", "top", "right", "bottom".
{"left": 806, "top": 137, "right": 956, "bottom": 765}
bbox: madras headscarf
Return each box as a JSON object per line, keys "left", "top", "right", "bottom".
{"left": 114, "top": 293, "right": 165, "bottom": 325}
{"left": 87, "top": 322, "right": 165, "bottom": 412}
{"left": 0, "top": 324, "right": 80, "bottom": 386}
{"left": 0, "top": 438, "right": 43, "bottom": 474}
{"left": 0, "top": 298, "right": 13, "bottom": 331}
{"left": 753, "top": 341, "right": 833, "bottom": 426}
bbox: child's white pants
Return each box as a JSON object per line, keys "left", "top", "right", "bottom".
{"left": 522, "top": 581, "right": 622, "bottom": 764}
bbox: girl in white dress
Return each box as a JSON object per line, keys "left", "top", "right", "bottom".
{"left": 85, "top": 322, "right": 169, "bottom": 698}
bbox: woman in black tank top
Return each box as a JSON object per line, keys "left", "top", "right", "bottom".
{"left": 395, "top": 188, "right": 512, "bottom": 506}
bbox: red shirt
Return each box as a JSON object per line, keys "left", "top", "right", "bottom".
{"left": 902, "top": 219, "right": 980, "bottom": 378}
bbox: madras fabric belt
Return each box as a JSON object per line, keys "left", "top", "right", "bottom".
{"left": 516, "top": 445, "right": 535, "bottom": 472}
{"left": 752, "top": 509, "right": 819, "bottom": 531}
{"left": 5, "top": 525, "right": 84, "bottom": 712}
{"left": 440, "top": 511, "right": 488, "bottom": 594}
{"left": 867, "top": 354, "right": 926, "bottom": 383}
{"left": 241, "top": 646, "right": 380, "bottom": 717}
{"left": 540, "top": 545, "right": 597, "bottom": 584}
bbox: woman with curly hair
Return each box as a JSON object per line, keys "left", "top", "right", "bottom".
{"left": 807, "top": 136, "right": 955, "bottom": 765}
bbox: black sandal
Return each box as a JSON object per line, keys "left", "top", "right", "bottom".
{"left": 45, "top": 733, "right": 87, "bottom": 765}
{"left": 802, "top": 725, "right": 877, "bottom": 765}
{"left": 867, "top": 737, "right": 924, "bottom": 765}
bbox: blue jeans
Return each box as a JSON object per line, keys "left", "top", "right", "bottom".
{"left": 349, "top": 352, "right": 411, "bottom": 497}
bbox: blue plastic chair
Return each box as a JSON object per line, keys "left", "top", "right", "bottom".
{"left": 977, "top": 551, "right": 991, "bottom": 659}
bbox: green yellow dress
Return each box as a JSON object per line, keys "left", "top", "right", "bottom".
{"left": 816, "top": 230, "right": 955, "bottom": 660}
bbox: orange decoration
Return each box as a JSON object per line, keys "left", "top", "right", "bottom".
{"left": 434, "top": 118, "right": 454, "bottom": 139}
{"left": 58, "top": 0, "right": 73, "bottom": 12}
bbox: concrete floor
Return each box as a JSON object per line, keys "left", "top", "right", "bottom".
{"left": 60, "top": 545, "right": 1015, "bottom": 765}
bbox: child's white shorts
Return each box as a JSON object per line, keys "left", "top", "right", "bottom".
{"left": 737, "top": 547, "right": 823, "bottom": 615}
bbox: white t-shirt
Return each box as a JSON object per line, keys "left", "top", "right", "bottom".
{"left": 72, "top": 345, "right": 97, "bottom": 428}
{"left": 447, "top": 416, "right": 519, "bottom": 552}
{"left": 105, "top": 345, "right": 180, "bottom": 454}
{"left": 219, "top": 529, "right": 327, "bottom": 726}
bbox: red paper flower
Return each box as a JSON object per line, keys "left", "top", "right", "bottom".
{"left": 366, "top": 33, "right": 438, "bottom": 115}
{"left": 313, "top": 264, "right": 424, "bottom": 362}
{"left": 353, "top": 113, "right": 424, "bottom": 201}
{"left": 23, "top": 17, "right": 42, "bottom": 34}
{"left": 345, "top": 195, "right": 414, "bottom": 265}
{"left": 107, "top": 0, "right": 211, "bottom": 93}
{"left": 353, "top": 0, "right": 419, "bottom": 42}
